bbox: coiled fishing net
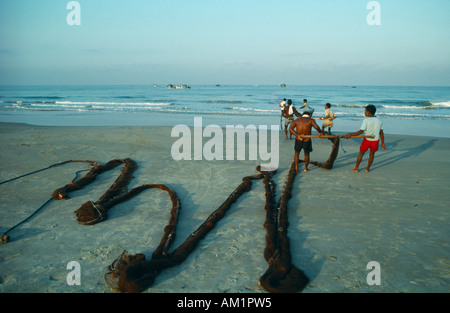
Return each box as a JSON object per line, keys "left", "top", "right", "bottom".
{"left": 2, "top": 136, "right": 341, "bottom": 292}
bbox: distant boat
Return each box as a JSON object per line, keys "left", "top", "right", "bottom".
{"left": 280, "top": 83, "right": 286, "bottom": 88}
{"left": 168, "top": 84, "right": 191, "bottom": 89}
{"left": 153, "top": 84, "right": 157, "bottom": 87}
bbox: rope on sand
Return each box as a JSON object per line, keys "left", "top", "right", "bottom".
{"left": 101, "top": 162, "right": 310, "bottom": 293}
{"left": 308, "top": 136, "right": 341, "bottom": 169}
{"left": 0, "top": 160, "right": 97, "bottom": 244}
{"left": 1, "top": 137, "right": 342, "bottom": 291}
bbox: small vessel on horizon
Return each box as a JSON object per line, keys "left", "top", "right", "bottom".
{"left": 168, "top": 84, "right": 191, "bottom": 89}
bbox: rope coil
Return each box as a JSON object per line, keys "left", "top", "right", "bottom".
{"left": 1, "top": 137, "right": 342, "bottom": 291}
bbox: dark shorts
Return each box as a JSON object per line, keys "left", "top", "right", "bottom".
{"left": 295, "top": 139, "right": 313, "bottom": 153}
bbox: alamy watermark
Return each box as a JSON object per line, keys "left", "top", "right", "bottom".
{"left": 171, "top": 117, "right": 279, "bottom": 171}
{"left": 65, "top": 2, "right": 380, "bottom": 27}
{"left": 366, "top": 261, "right": 381, "bottom": 285}
{"left": 66, "top": 261, "right": 81, "bottom": 285}
{"left": 367, "top": 1, "right": 381, "bottom": 26}
{"left": 66, "top": 1, "right": 81, "bottom": 26}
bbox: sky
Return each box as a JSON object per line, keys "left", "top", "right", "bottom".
{"left": 0, "top": 0, "right": 449, "bottom": 86}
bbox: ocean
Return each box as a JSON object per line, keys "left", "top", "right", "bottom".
{"left": 1, "top": 84, "right": 449, "bottom": 137}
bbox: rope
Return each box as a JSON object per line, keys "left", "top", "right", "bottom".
{"left": 0, "top": 160, "right": 95, "bottom": 186}
{"left": 301, "top": 136, "right": 341, "bottom": 170}
{"left": 102, "top": 165, "right": 308, "bottom": 293}
{"left": 340, "top": 139, "right": 347, "bottom": 154}
{"left": 0, "top": 137, "right": 341, "bottom": 291}
{"left": 0, "top": 162, "right": 95, "bottom": 244}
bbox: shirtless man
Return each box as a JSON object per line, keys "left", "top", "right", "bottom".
{"left": 282, "top": 99, "right": 301, "bottom": 140}
{"left": 289, "top": 108, "right": 325, "bottom": 172}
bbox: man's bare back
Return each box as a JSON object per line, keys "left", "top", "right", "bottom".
{"left": 289, "top": 116, "right": 322, "bottom": 141}
{"left": 289, "top": 113, "right": 324, "bottom": 172}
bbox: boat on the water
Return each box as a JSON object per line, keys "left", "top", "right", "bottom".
{"left": 168, "top": 84, "right": 190, "bottom": 89}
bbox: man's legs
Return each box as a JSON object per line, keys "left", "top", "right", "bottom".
{"left": 285, "top": 123, "right": 292, "bottom": 139}
{"left": 365, "top": 151, "right": 376, "bottom": 172}
{"left": 294, "top": 151, "right": 300, "bottom": 172}
{"left": 352, "top": 150, "right": 366, "bottom": 172}
{"left": 303, "top": 152, "right": 310, "bottom": 172}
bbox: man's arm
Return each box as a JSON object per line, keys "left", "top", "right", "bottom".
{"left": 344, "top": 129, "right": 364, "bottom": 139}
{"left": 380, "top": 129, "right": 386, "bottom": 150}
{"left": 293, "top": 107, "right": 301, "bottom": 117}
{"left": 320, "top": 110, "right": 330, "bottom": 120}
{"left": 289, "top": 122, "right": 298, "bottom": 138}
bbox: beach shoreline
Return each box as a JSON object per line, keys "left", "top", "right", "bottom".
{"left": 0, "top": 122, "right": 449, "bottom": 293}
{"left": 1, "top": 108, "right": 450, "bottom": 139}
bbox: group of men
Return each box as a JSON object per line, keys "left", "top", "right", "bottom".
{"left": 279, "top": 98, "right": 385, "bottom": 173}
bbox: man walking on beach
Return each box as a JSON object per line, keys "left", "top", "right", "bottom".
{"left": 344, "top": 104, "right": 386, "bottom": 172}
{"left": 282, "top": 99, "right": 301, "bottom": 140}
{"left": 317, "top": 103, "right": 336, "bottom": 134}
{"left": 289, "top": 108, "right": 325, "bottom": 172}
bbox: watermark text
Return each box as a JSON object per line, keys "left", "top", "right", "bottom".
{"left": 171, "top": 117, "right": 279, "bottom": 171}
{"left": 66, "top": 261, "right": 81, "bottom": 285}
{"left": 67, "top": 1, "right": 81, "bottom": 26}
{"left": 366, "top": 261, "right": 381, "bottom": 285}
{"left": 367, "top": 1, "right": 381, "bottom": 26}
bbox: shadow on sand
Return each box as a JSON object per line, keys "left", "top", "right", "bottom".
{"left": 333, "top": 138, "right": 437, "bottom": 171}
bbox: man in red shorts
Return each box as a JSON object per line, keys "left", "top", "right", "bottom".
{"left": 344, "top": 105, "right": 386, "bottom": 172}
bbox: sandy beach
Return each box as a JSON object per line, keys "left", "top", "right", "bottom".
{"left": 0, "top": 122, "right": 449, "bottom": 293}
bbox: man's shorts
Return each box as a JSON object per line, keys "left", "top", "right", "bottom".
{"left": 323, "top": 118, "right": 333, "bottom": 127}
{"left": 360, "top": 138, "right": 379, "bottom": 152}
{"left": 285, "top": 118, "right": 293, "bottom": 127}
{"left": 295, "top": 139, "right": 313, "bottom": 153}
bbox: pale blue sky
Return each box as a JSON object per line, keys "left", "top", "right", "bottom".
{"left": 0, "top": 0, "right": 449, "bottom": 85}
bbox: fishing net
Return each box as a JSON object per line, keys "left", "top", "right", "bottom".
{"left": 307, "top": 136, "right": 340, "bottom": 169}
{"left": 101, "top": 165, "right": 310, "bottom": 293}
{"left": 2, "top": 136, "right": 341, "bottom": 292}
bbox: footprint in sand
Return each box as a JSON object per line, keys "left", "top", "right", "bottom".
{"left": 229, "top": 246, "right": 239, "bottom": 253}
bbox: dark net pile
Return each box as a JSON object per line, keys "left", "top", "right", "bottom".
{"left": 49, "top": 137, "right": 340, "bottom": 292}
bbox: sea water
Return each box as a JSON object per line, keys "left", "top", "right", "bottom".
{"left": 0, "top": 85, "right": 449, "bottom": 137}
